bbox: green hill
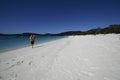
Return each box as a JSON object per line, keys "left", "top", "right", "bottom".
{"left": 0, "top": 24, "right": 120, "bottom": 36}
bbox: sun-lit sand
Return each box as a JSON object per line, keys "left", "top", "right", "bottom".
{"left": 0, "top": 34, "right": 120, "bottom": 80}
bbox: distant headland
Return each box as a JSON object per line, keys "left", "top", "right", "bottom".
{"left": 0, "top": 24, "right": 120, "bottom": 36}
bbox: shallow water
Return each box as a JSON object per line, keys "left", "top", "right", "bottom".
{"left": 0, "top": 36, "right": 65, "bottom": 53}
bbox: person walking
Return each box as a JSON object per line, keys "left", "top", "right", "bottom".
{"left": 30, "top": 35, "right": 35, "bottom": 48}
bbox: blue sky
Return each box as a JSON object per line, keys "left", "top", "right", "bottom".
{"left": 0, "top": 0, "right": 120, "bottom": 34}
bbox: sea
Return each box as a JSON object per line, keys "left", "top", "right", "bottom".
{"left": 0, "top": 36, "right": 65, "bottom": 53}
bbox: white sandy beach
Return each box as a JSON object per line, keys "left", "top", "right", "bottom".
{"left": 0, "top": 34, "right": 120, "bottom": 80}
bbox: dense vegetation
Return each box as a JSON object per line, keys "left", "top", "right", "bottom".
{"left": 0, "top": 24, "right": 120, "bottom": 36}
{"left": 57, "top": 24, "right": 120, "bottom": 36}
{"left": 86, "top": 24, "right": 120, "bottom": 35}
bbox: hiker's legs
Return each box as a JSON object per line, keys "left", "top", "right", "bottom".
{"left": 32, "top": 44, "right": 33, "bottom": 48}
{"left": 31, "top": 41, "right": 34, "bottom": 48}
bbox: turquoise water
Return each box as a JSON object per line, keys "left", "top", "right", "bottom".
{"left": 0, "top": 36, "right": 65, "bottom": 53}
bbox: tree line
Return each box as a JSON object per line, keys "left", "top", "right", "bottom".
{"left": 56, "top": 24, "right": 120, "bottom": 36}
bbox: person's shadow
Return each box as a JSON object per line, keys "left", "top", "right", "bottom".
{"left": 34, "top": 45, "right": 44, "bottom": 48}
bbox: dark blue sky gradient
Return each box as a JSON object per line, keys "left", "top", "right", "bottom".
{"left": 0, "top": 0, "right": 120, "bottom": 34}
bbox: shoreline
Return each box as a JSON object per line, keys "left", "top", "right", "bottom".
{"left": 0, "top": 36, "right": 69, "bottom": 62}
{"left": 0, "top": 36, "right": 67, "bottom": 53}
{"left": 0, "top": 34, "right": 120, "bottom": 80}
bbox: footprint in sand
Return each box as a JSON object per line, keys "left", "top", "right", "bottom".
{"left": 6, "top": 60, "right": 24, "bottom": 70}
{"left": 16, "top": 60, "right": 24, "bottom": 65}
{"left": 6, "top": 62, "right": 9, "bottom": 64}
{"left": 0, "top": 76, "right": 3, "bottom": 80}
{"left": 29, "top": 61, "right": 32, "bottom": 65}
